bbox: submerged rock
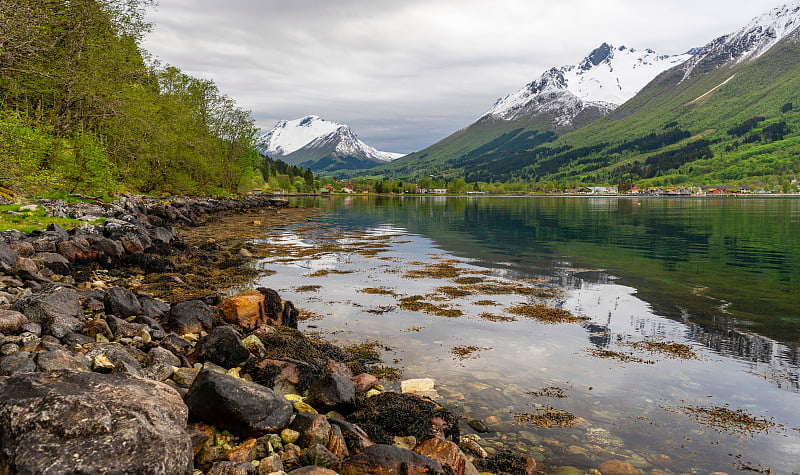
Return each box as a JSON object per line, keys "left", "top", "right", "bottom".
{"left": 0, "top": 370, "right": 193, "bottom": 474}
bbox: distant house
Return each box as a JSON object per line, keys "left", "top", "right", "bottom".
{"left": 419, "top": 188, "right": 448, "bottom": 194}
{"left": 320, "top": 185, "right": 334, "bottom": 194}
{"left": 588, "top": 186, "right": 618, "bottom": 194}
{"left": 341, "top": 184, "right": 354, "bottom": 193}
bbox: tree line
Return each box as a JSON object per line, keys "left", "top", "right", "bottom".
{"left": 0, "top": 0, "right": 266, "bottom": 197}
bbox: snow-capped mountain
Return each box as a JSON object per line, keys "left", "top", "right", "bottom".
{"left": 483, "top": 44, "right": 693, "bottom": 127}
{"left": 680, "top": 1, "right": 800, "bottom": 81}
{"left": 258, "top": 116, "right": 403, "bottom": 170}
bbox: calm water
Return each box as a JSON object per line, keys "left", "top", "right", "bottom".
{"left": 253, "top": 196, "right": 800, "bottom": 474}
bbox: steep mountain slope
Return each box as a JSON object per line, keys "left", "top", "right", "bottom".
{"left": 374, "top": 1, "right": 800, "bottom": 186}
{"left": 258, "top": 116, "right": 403, "bottom": 172}
{"left": 374, "top": 44, "right": 692, "bottom": 179}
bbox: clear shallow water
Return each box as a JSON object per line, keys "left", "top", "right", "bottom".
{"left": 253, "top": 196, "right": 800, "bottom": 474}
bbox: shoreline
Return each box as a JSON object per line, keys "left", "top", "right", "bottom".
{"left": 0, "top": 195, "right": 536, "bottom": 475}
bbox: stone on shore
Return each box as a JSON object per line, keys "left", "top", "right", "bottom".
{"left": 184, "top": 369, "right": 293, "bottom": 437}
{"left": 305, "top": 373, "right": 356, "bottom": 414}
{"left": 196, "top": 325, "right": 251, "bottom": 369}
{"left": 0, "top": 310, "right": 27, "bottom": 334}
{"left": 0, "top": 370, "right": 193, "bottom": 474}
{"left": 12, "top": 284, "right": 84, "bottom": 338}
{"left": 332, "top": 444, "right": 443, "bottom": 474}
{"left": 105, "top": 286, "right": 144, "bottom": 317}
{"left": 414, "top": 437, "right": 481, "bottom": 475}
{"left": 167, "top": 299, "right": 215, "bottom": 335}
{"left": 219, "top": 288, "right": 299, "bottom": 330}
{"left": 289, "top": 412, "right": 332, "bottom": 447}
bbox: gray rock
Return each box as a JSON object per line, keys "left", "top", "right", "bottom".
{"left": 45, "top": 223, "right": 69, "bottom": 242}
{"left": 0, "top": 370, "right": 193, "bottom": 474}
{"left": 328, "top": 418, "right": 375, "bottom": 454}
{"left": 0, "top": 310, "right": 27, "bottom": 334}
{"left": 83, "top": 342, "right": 143, "bottom": 377}
{"left": 12, "top": 285, "right": 84, "bottom": 338}
{"left": 35, "top": 349, "right": 91, "bottom": 372}
{"left": 167, "top": 300, "right": 214, "bottom": 334}
{"left": 105, "top": 286, "right": 143, "bottom": 317}
{"left": 107, "top": 315, "right": 146, "bottom": 338}
{"left": 299, "top": 444, "right": 340, "bottom": 468}
{"left": 332, "top": 444, "right": 443, "bottom": 473}
{"left": 306, "top": 373, "right": 356, "bottom": 414}
{"left": 208, "top": 461, "right": 255, "bottom": 475}
{"left": 142, "top": 363, "right": 175, "bottom": 382}
{"left": 0, "top": 242, "right": 19, "bottom": 267}
{"left": 197, "top": 325, "right": 251, "bottom": 369}
{"left": 184, "top": 369, "right": 293, "bottom": 437}
{"left": 147, "top": 346, "right": 182, "bottom": 367}
{"left": 160, "top": 332, "right": 192, "bottom": 356}
{"left": 0, "top": 351, "right": 35, "bottom": 375}
{"left": 134, "top": 315, "right": 167, "bottom": 339}
{"left": 61, "top": 332, "right": 95, "bottom": 347}
{"left": 0, "top": 343, "right": 19, "bottom": 356}
{"left": 20, "top": 322, "right": 41, "bottom": 336}
{"left": 32, "top": 252, "right": 71, "bottom": 275}
{"left": 138, "top": 295, "right": 170, "bottom": 318}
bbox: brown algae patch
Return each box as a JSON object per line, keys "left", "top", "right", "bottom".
{"left": 450, "top": 345, "right": 492, "bottom": 361}
{"left": 586, "top": 348, "right": 655, "bottom": 364}
{"left": 365, "top": 305, "right": 396, "bottom": 315}
{"left": 515, "top": 407, "right": 577, "bottom": 428}
{"left": 465, "top": 281, "right": 561, "bottom": 299}
{"left": 452, "top": 276, "right": 485, "bottom": 285}
{"left": 434, "top": 286, "right": 473, "bottom": 298}
{"left": 664, "top": 404, "right": 779, "bottom": 436}
{"left": 398, "top": 295, "right": 464, "bottom": 318}
{"left": 294, "top": 285, "right": 322, "bottom": 293}
{"left": 308, "top": 269, "right": 355, "bottom": 277}
{"left": 475, "top": 300, "right": 499, "bottom": 306}
{"left": 359, "top": 287, "right": 399, "bottom": 296}
{"left": 478, "top": 313, "right": 518, "bottom": 323}
{"left": 344, "top": 341, "right": 385, "bottom": 364}
{"left": 507, "top": 304, "right": 588, "bottom": 324}
{"left": 528, "top": 386, "right": 570, "bottom": 398}
{"left": 297, "top": 308, "right": 325, "bottom": 321}
{"left": 404, "top": 262, "right": 465, "bottom": 279}
{"left": 623, "top": 340, "right": 699, "bottom": 360}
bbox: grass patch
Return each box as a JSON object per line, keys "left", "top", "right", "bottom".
{"left": 0, "top": 204, "right": 103, "bottom": 233}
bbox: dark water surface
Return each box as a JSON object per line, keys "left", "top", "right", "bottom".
{"left": 254, "top": 196, "right": 800, "bottom": 474}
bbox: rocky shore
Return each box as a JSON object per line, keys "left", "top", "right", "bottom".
{"left": 0, "top": 196, "right": 539, "bottom": 475}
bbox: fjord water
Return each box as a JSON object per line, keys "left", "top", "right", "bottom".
{"left": 255, "top": 196, "right": 800, "bottom": 473}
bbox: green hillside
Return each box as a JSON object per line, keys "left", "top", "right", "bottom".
{"left": 367, "top": 31, "right": 800, "bottom": 188}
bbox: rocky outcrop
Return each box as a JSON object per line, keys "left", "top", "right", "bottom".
{"left": 0, "top": 370, "right": 193, "bottom": 474}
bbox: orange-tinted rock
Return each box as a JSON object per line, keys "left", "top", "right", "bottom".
{"left": 326, "top": 358, "right": 353, "bottom": 378}
{"left": 598, "top": 460, "right": 640, "bottom": 475}
{"left": 334, "top": 444, "right": 442, "bottom": 475}
{"left": 327, "top": 424, "right": 350, "bottom": 460}
{"left": 413, "top": 437, "right": 480, "bottom": 475}
{"left": 218, "top": 290, "right": 266, "bottom": 330}
{"left": 224, "top": 438, "right": 258, "bottom": 463}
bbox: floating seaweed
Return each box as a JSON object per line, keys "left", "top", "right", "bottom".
{"left": 403, "top": 262, "right": 465, "bottom": 279}
{"left": 478, "top": 313, "right": 517, "bottom": 323}
{"left": 623, "top": 340, "right": 698, "bottom": 360}
{"left": 398, "top": 295, "right": 464, "bottom": 318}
{"left": 452, "top": 276, "right": 485, "bottom": 285}
{"left": 515, "top": 406, "right": 577, "bottom": 428}
{"left": 507, "top": 304, "right": 588, "bottom": 324}
{"left": 450, "top": 345, "right": 491, "bottom": 361}
{"left": 474, "top": 300, "right": 499, "bottom": 306}
{"left": 435, "top": 286, "right": 473, "bottom": 298}
{"left": 294, "top": 285, "right": 322, "bottom": 293}
{"left": 663, "top": 403, "right": 779, "bottom": 436}
{"left": 359, "top": 287, "right": 399, "bottom": 296}
{"left": 586, "top": 348, "right": 655, "bottom": 364}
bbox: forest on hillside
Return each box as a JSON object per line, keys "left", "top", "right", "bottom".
{"left": 0, "top": 0, "right": 278, "bottom": 198}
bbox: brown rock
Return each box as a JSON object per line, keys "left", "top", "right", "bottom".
{"left": 351, "top": 373, "right": 378, "bottom": 392}
{"left": 598, "top": 460, "right": 640, "bottom": 475}
{"left": 327, "top": 423, "right": 350, "bottom": 460}
{"left": 333, "top": 444, "right": 442, "bottom": 474}
{"left": 414, "top": 436, "right": 480, "bottom": 475}
{"left": 289, "top": 412, "right": 331, "bottom": 447}
{"left": 84, "top": 318, "right": 114, "bottom": 339}
{"left": 288, "top": 467, "right": 338, "bottom": 475}
{"left": 224, "top": 438, "right": 259, "bottom": 463}
{"left": 0, "top": 310, "right": 27, "bottom": 334}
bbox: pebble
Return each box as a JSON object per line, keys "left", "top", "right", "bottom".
{"left": 280, "top": 429, "right": 300, "bottom": 445}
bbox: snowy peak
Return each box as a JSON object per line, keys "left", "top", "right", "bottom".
{"left": 485, "top": 43, "right": 692, "bottom": 126}
{"left": 258, "top": 116, "right": 403, "bottom": 163}
{"left": 681, "top": 1, "right": 800, "bottom": 80}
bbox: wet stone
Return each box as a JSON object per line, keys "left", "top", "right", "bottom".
{"left": 300, "top": 444, "right": 340, "bottom": 468}
{"left": 0, "top": 351, "right": 36, "bottom": 375}
{"left": 35, "top": 349, "right": 90, "bottom": 372}
{"left": 160, "top": 332, "right": 192, "bottom": 356}
{"left": 197, "top": 325, "right": 251, "bottom": 369}
{"left": 105, "top": 286, "right": 143, "bottom": 317}
{"left": 167, "top": 300, "right": 214, "bottom": 334}
{"left": 0, "top": 310, "right": 27, "bottom": 334}
{"left": 289, "top": 412, "right": 331, "bottom": 447}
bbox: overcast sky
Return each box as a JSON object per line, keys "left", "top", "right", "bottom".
{"left": 142, "top": 0, "right": 787, "bottom": 154}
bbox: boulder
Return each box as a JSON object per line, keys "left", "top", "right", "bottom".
{"left": 139, "top": 295, "right": 170, "bottom": 318}
{"left": 106, "top": 315, "right": 146, "bottom": 339}
{"left": 184, "top": 369, "right": 293, "bottom": 437}
{"left": 333, "top": 444, "right": 443, "bottom": 474}
{"left": 83, "top": 342, "right": 143, "bottom": 376}
{"left": 414, "top": 437, "right": 480, "bottom": 475}
{"left": 31, "top": 252, "right": 71, "bottom": 275}
{"left": 196, "top": 325, "right": 251, "bottom": 369}
{"left": 0, "top": 351, "right": 36, "bottom": 375}
{"left": 288, "top": 467, "right": 337, "bottom": 475}
{"left": 167, "top": 300, "right": 214, "bottom": 335}
{"left": 207, "top": 461, "right": 254, "bottom": 475}
{"left": 56, "top": 237, "right": 96, "bottom": 263}
{"left": 105, "top": 286, "right": 143, "bottom": 317}
{"left": 0, "top": 370, "right": 192, "bottom": 474}
{"left": 299, "top": 444, "right": 340, "bottom": 468}
{"left": 289, "top": 412, "right": 331, "bottom": 447}
{"left": 597, "top": 460, "right": 640, "bottom": 475}
{"left": 218, "top": 288, "right": 299, "bottom": 330}
{"left": 351, "top": 373, "right": 378, "bottom": 393}
{"left": 160, "top": 332, "right": 192, "bottom": 356}
{"left": 0, "top": 310, "right": 27, "bottom": 334}
{"left": 348, "top": 392, "right": 460, "bottom": 443}
{"left": 0, "top": 242, "right": 19, "bottom": 267}
{"left": 328, "top": 418, "right": 375, "bottom": 455}
{"left": 147, "top": 346, "right": 182, "bottom": 367}
{"left": 12, "top": 285, "right": 84, "bottom": 338}
{"left": 134, "top": 315, "right": 167, "bottom": 339}
{"left": 306, "top": 373, "right": 356, "bottom": 414}
{"left": 35, "top": 349, "right": 90, "bottom": 372}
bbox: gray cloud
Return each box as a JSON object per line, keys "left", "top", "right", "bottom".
{"left": 143, "top": 0, "right": 786, "bottom": 153}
